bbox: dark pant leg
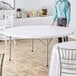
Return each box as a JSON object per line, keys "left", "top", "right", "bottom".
{"left": 58, "top": 37, "right": 62, "bottom": 43}
{"left": 57, "top": 24, "right": 63, "bottom": 43}
{"left": 57, "top": 18, "right": 67, "bottom": 43}
{"left": 61, "top": 19, "right": 68, "bottom": 42}
{"left": 64, "top": 36, "right": 68, "bottom": 42}
{"left": 57, "top": 19, "right": 62, "bottom": 43}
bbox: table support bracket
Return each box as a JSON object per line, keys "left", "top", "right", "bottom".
{"left": 39, "top": 39, "right": 53, "bottom": 67}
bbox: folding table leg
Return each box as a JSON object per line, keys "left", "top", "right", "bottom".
{"left": 46, "top": 39, "right": 48, "bottom": 67}
{"left": 9, "top": 36, "right": 11, "bottom": 61}
{"left": 46, "top": 38, "right": 52, "bottom": 67}
{"left": 31, "top": 39, "right": 33, "bottom": 52}
{"left": 38, "top": 38, "right": 52, "bottom": 67}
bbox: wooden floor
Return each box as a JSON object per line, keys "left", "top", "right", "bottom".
{"left": 0, "top": 38, "right": 75, "bottom": 76}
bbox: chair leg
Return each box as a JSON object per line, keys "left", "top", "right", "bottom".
{"left": 0, "top": 54, "right": 5, "bottom": 76}
{"left": 14, "top": 39, "right": 16, "bottom": 45}
{"left": 5, "top": 40, "right": 7, "bottom": 47}
{"left": 4, "top": 36, "right": 8, "bottom": 47}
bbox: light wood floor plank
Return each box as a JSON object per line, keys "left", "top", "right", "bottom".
{"left": 0, "top": 38, "right": 75, "bottom": 76}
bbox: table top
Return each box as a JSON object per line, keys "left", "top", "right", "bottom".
{"left": 0, "top": 25, "right": 74, "bottom": 39}
{"left": 49, "top": 41, "right": 76, "bottom": 76}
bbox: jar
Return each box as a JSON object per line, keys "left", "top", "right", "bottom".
{"left": 16, "top": 8, "right": 22, "bottom": 18}
{"left": 27, "top": 11, "right": 33, "bottom": 17}
{"left": 42, "top": 6, "right": 48, "bottom": 15}
{"left": 22, "top": 11, "right": 27, "bottom": 18}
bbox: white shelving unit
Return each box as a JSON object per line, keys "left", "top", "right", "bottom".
{"left": 0, "top": 10, "right": 14, "bottom": 41}
{"left": 0, "top": 15, "right": 52, "bottom": 27}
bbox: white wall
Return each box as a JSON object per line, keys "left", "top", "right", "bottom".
{"left": 15, "top": 0, "right": 55, "bottom": 15}
{"left": 0, "top": 0, "right": 55, "bottom": 19}
{"left": 69, "top": 0, "right": 76, "bottom": 39}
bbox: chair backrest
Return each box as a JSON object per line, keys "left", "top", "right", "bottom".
{"left": 0, "top": 54, "right": 5, "bottom": 76}
{"left": 58, "top": 47, "right": 76, "bottom": 76}
{"left": 5, "top": 10, "right": 14, "bottom": 28}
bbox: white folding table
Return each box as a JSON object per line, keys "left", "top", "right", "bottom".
{"left": 0, "top": 25, "right": 74, "bottom": 66}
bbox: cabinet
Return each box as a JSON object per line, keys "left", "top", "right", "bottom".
{"left": 0, "top": 16, "right": 52, "bottom": 27}
{"left": 14, "top": 16, "right": 52, "bottom": 26}
{"left": 0, "top": 16, "right": 52, "bottom": 29}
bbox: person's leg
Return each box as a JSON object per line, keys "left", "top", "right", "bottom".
{"left": 57, "top": 18, "right": 68, "bottom": 42}
{"left": 59, "top": 18, "right": 67, "bottom": 42}
{"left": 64, "top": 36, "right": 68, "bottom": 42}
{"left": 57, "top": 18, "right": 62, "bottom": 43}
{"left": 58, "top": 37, "right": 62, "bottom": 43}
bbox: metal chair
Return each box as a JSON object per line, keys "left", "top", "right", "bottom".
{"left": 4, "top": 10, "right": 16, "bottom": 45}
{"left": 0, "top": 53, "right": 5, "bottom": 76}
{"left": 5, "top": 10, "right": 15, "bottom": 28}
{"left": 0, "top": 10, "right": 16, "bottom": 46}
{"left": 58, "top": 47, "right": 76, "bottom": 76}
